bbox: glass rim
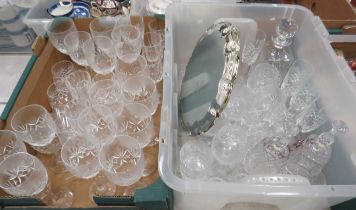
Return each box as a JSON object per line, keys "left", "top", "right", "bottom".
{"left": 89, "top": 16, "right": 116, "bottom": 34}
{"left": 47, "top": 17, "right": 76, "bottom": 35}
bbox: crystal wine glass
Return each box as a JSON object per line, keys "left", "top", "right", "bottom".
{"left": 11, "top": 104, "right": 59, "bottom": 154}
{"left": 0, "top": 130, "right": 27, "bottom": 163}
{"left": 64, "top": 31, "right": 93, "bottom": 66}
{"left": 114, "top": 103, "right": 153, "bottom": 148}
{"left": 61, "top": 134, "right": 102, "bottom": 179}
{"left": 264, "top": 18, "right": 299, "bottom": 80}
{"left": 99, "top": 135, "right": 144, "bottom": 186}
{"left": 122, "top": 75, "right": 159, "bottom": 115}
{"left": 77, "top": 105, "right": 116, "bottom": 145}
{"left": 89, "top": 79, "right": 123, "bottom": 116}
{"left": 83, "top": 36, "right": 117, "bottom": 75}
{"left": 0, "top": 152, "right": 73, "bottom": 207}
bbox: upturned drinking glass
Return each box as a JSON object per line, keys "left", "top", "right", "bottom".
{"left": 11, "top": 104, "right": 58, "bottom": 153}
{"left": 0, "top": 152, "right": 73, "bottom": 207}
{"left": 114, "top": 103, "right": 153, "bottom": 148}
{"left": 89, "top": 16, "right": 117, "bottom": 38}
{"left": 122, "top": 75, "right": 159, "bottom": 115}
{"left": 211, "top": 124, "right": 247, "bottom": 166}
{"left": 51, "top": 60, "right": 76, "bottom": 82}
{"left": 83, "top": 36, "right": 117, "bottom": 75}
{"left": 99, "top": 135, "right": 144, "bottom": 186}
{"left": 47, "top": 81, "right": 73, "bottom": 113}
{"left": 61, "top": 134, "right": 101, "bottom": 179}
{"left": 89, "top": 79, "right": 123, "bottom": 115}
{"left": 47, "top": 17, "right": 77, "bottom": 54}
{"left": 111, "top": 25, "right": 143, "bottom": 64}
{"left": 64, "top": 31, "right": 93, "bottom": 66}
{"left": 0, "top": 130, "right": 27, "bottom": 163}
{"left": 78, "top": 105, "right": 116, "bottom": 145}
{"left": 65, "top": 70, "right": 92, "bottom": 100}
{"left": 115, "top": 54, "right": 147, "bottom": 83}
{"left": 180, "top": 139, "right": 214, "bottom": 181}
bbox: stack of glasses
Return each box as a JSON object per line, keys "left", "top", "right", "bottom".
{"left": 179, "top": 19, "right": 349, "bottom": 185}
{"left": 0, "top": 15, "right": 164, "bottom": 207}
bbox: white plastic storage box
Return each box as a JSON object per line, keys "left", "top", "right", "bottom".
{"left": 159, "top": 2, "right": 356, "bottom": 210}
{"left": 23, "top": 0, "right": 57, "bottom": 36}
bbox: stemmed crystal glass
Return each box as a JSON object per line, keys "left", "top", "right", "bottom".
{"left": 264, "top": 18, "right": 299, "bottom": 80}
{"left": 78, "top": 105, "right": 116, "bottom": 145}
{"left": 65, "top": 70, "right": 92, "bottom": 100}
{"left": 61, "top": 134, "right": 102, "bottom": 179}
{"left": 115, "top": 54, "right": 147, "bottom": 83}
{"left": 11, "top": 104, "right": 60, "bottom": 154}
{"left": 111, "top": 25, "right": 143, "bottom": 64}
{"left": 0, "top": 130, "right": 27, "bottom": 163}
{"left": 51, "top": 60, "right": 76, "bottom": 82}
{"left": 122, "top": 75, "right": 159, "bottom": 115}
{"left": 0, "top": 152, "right": 73, "bottom": 207}
{"left": 83, "top": 36, "right": 117, "bottom": 75}
{"left": 64, "top": 31, "right": 93, "bottom": 66}
{"left": 114, "top": 103, "right": 153, "bottom": 148}
{"left": 89, "top": 16, "right": 117, "bottom": 38}
{"left": 89, "top": 79, "right": 123, "bottom": 116}
{"left": 281, "top": 59, "right": 314, "bottom": 103}
{"left": 99, "top": 135, "right": 144, "bottom": 186}
{"left": 47, "top": 17, "right": 77, "bottom": 54}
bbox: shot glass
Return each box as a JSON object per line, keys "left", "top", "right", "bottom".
{"left": 51, "top": 60, "right": 76, "bottom": 82}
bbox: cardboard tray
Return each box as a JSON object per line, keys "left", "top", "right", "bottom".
{"left": 295, "top": 0, "right": 356, "bottom": 34}
{"left": 0, "top": 17, "right": 172, "bottom": 210}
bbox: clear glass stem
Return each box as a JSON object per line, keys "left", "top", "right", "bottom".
{"left": 34, "top": 183, "right": 73, "bottom": 208}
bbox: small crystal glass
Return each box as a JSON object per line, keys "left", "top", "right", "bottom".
{"left": 143, "top": 32, "right": 162, "bottom": 62}
{"left": 89, "top": 16, "right": 117, "bottom": 38}
{"left": 211, "top": 124, "right": 247, "bottom": 166}
{"left": 130, "top": 15, "right": 144, "bottom": 40}
{"left": 122, "top": 75, "right": 159, "bottom": 115}
{"left": 11, "top": 104, "right": 58, "bottom": 153}
{"left": 0, "top": 130, "right": 27, "bottom": 163}
{"left": 47, "top": 17, "right": 77, "bottom": 54}
{"left": 64, "top": 31, "right": 93, "bottom": 66}
{"left": 247, "top": 63, "right": 281, "bottom": 93}
{"left": 61, "top": 134, "right": 101, "bottom": 179}
{"left": 99, "top": 135, "right": 144, "bottom": 186}
{"left": 115, "top": 54, "right": 147, "bottom": 83}
{"left": 179, "top": 139, "right": 214, "bottom": 181}
{"left": 47, "top": 81, "right": 73, "bottom": 113}
{"left": 242, "top": 29, "right": 266, "bottom": 66}
{"left": 78, "top": 105, "right": 116, "bottom": 145}
{"left": 65, "top": 70, "right": 92, "bottom": 100}
{"left": 0, "top": 152, "right": 73, "bottom": 207}
{"left": 89, "top": 79, "right": 123, "bottom": 115}
{"left": 111, "top": 25, "right": 143, "bottom": 64}
{"left": 83, "top": 36, "right": 117, "bottom": 75}
{"left": 51, "top": 60, "right": 76, "bottom": 82}
{"left": 114, "top": 103, "right": 153, "bottom": 148}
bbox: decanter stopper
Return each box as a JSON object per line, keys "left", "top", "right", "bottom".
{"left": 272, "top": 19, "right": 299, "bottom": 49}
